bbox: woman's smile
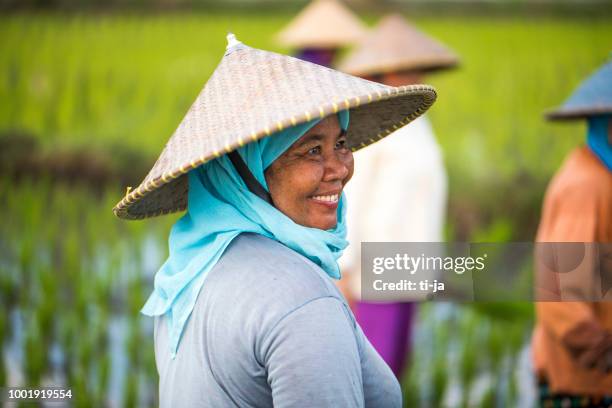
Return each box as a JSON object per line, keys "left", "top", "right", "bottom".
{"left": 309, "top": 192, "right": 340, "bottom": 208}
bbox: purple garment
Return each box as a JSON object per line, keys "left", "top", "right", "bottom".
{"left": 295, "top": 48, "right": 338, "bottom": 67}
{"left": 355, "top": 301, "right": 417, "bottom": 378}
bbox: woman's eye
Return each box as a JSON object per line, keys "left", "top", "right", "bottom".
{"left": 307, "top": 146, "right": 322, "bottom": 155}
{"left": 335, "top": 139, "right": 347, "bottom": 150}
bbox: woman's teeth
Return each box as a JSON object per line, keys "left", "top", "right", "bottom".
{"left": 312, "top": 194, "right": 339, "bottom": 203}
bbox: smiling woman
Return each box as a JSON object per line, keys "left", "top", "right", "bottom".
{"left": 113, "top": 34, "right": 436, "bottom": 407}
{"left": 265, "top": 115, "right": 354, "bottom": 230}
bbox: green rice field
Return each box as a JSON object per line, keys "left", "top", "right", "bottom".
{"left": 1, "top": 10, "right": 611, "bottom": 407}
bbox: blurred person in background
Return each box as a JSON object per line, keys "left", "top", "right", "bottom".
{"left": 275, "top": 0, "right": 366, "bottom": 67}
{"left": 336, "top": 14, "right": 458, "bottom": 378}
{"left": 533, "top": 59, "right": 612, "bottom": 407}
{"left": 113, "top": 33, "right": 437, "bottom": 407}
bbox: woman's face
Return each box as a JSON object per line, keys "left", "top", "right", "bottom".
{"left": 265, "top": 115, "right": 354, "bottom": 230}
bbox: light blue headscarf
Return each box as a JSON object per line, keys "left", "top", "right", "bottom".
{"left": 587, "top": 114, "right": 612, "bottom": 171}
{"left": 142, "top": 111, "right": 350, "bottom": 358}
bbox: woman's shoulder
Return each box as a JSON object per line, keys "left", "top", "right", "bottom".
{"left": 203, "top": 232, "right": 344, "bottom": 311}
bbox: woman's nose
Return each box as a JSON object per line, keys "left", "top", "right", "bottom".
{"left": 323, "top": 151, "right": 350, "bottom": 181}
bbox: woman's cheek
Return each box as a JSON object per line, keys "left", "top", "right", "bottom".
{"left": 315, "top": 165, "right": 327, "bottom": 187}
{"left": 300, "top": 159, "right": 325, "bottom": 181}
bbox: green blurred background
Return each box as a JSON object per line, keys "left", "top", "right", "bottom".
{"left": 1, "top": 1, "right": 611, "bottom": 406}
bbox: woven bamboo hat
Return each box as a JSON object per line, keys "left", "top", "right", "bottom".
{"left": 546, "top": 59, "right": 612, "bottom": 121}
{"left": 276, "top": 0, "right": 367, "bottom": 49}
{"left": 113, "top": 34, "right": 437, "bottom": 220}
{"left": 338, "top": 14, "right": 459, "bottom": 76}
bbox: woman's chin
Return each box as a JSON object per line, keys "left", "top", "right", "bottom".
{"left": 305, "top": 215, "right": 338, "bottom": 231}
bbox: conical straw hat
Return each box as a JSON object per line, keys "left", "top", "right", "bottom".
{"left": 276, "top": 0, "right": 367, "bottom": 49}
{"left": 338, "top": 14, "right": 459, "bottom": 76}
{"left": 113, "top": 34, "right": 436, "bottom": 220}
{"left": 546, "top": 59, "right": 612, "bottom": 121}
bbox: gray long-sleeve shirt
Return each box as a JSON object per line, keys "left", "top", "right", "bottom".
{"left": 154, "top": 233, "right": 402, "bottom": 407}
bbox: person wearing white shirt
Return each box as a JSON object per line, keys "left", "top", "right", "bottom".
{"left": 337, "top": 13, "right": 458, "bottom": 377}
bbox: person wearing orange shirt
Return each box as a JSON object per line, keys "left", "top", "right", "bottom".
{"left": 533, "top": 59, "right": 612, "bottom": 407}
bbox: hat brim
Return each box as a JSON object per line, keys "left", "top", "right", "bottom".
{"left": 545, "top": 105, "right": 612, "bottom": 121}
{"left": 345, "top": 57, "right": 460, "bottom": 78}
{"left": 113, "top": 85, "right": 436, "bottom": 220}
